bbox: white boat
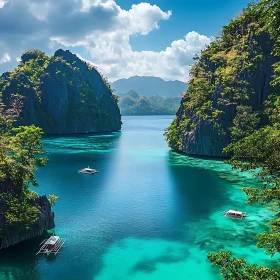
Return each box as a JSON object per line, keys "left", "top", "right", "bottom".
{"left": 78, "top": 167, "right": 99, "bottom": 174}
{"left": 36, "top": 235, "right": 66, "bottom": 255}
{"left": 221, "top": 209, "right": 249, "bottom": 220}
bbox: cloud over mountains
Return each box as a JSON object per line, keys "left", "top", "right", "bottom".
{"left": 0, "top": 0, "right": 211, "bottom": 81}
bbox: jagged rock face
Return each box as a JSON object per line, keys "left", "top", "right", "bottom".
{"left": 248, "top": 56, "right": 278, "bottom": 107}
{"left": 0, "top": 49, "right": 121, "bottom": 135}
{"left": 0, "top": 179, "right": 55, "bottom": 249}
{"left": 178, "top": 56, "right": 278, "bottom": 157}
{"left": 169, "top": 15, "right": 280, "bottom": 157}
{"left": 179, "top": 111, "right": 233, "bottom": 157}
{"left": 21, "top": 53, "right": 37, "bottom": 64}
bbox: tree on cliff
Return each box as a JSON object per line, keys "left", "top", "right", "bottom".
{"left": 0, "top": 95, "right": 49, "bottom": 230}
{"left": 164, "top": 0, "right": 280, "bottom": 277}
{"left": 0, "top": 49, "right": 122, "bottom": 135}
{"left": 164, "top": 0, "right": 280, "bottom": 158}
{"left": 205, "top": 0, "right": 280, "bottom": 278}
{"left": 7, "top": 125, "right": 48, "bottom": 196}
{"left": 208, "top": 251, "right": 280, "bottom": 280}
{"left": 0, "top": 95, "right": 48, "bottom": 196}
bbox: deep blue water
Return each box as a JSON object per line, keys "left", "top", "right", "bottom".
{"left": 0, "top": 116, "right": 271, "bottom": 280}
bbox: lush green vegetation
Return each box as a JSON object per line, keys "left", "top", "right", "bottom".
{"left": 1, "top": 50, "right": 50, "bottom": 98}
{"left": 48, "top": 194, "right": 59, "bottom": 207}
{"left": 164, "top": 0, "right": 279, "bottom": 152}
{"left": 119, "top": 90, "right": 180, "bottom": 115}
{"left": 4, "top": 194, "right": 40, "bottom": 231}
{"left": 229, "top": 105, "right": 261, "bottom": 142}
{"left": 208, "top": 251, "right": 280, "bottom": 280}
{"left": 165, "top": 0, "right": 280, "bottom": 277}
{"left": 207, "top": 0, "right": 280, "bottom": 278}
{"left": 6, "top": 125, "right": 48, "bottom": 195}
{"left": 0, "top": 95, "right": 53, "bottom": 232}
{"left": 0, "top": 49, "right": 121, "bottom": 134}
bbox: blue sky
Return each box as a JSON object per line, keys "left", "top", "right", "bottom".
{"left": 0, "top": 0, "right": 252, "bottom": 82}
{"left": 120, "top": 0, "right": 252, "bottom": 52}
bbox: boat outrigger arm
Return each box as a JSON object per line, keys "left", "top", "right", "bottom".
{"left": 36, "top": 236, "right": 66, "bottom": 256}
{"left": 221, "top": 209, "right": 249, "bottom": 220}
{"left": 78, "top": 167, "right": 99, "bottom": 174}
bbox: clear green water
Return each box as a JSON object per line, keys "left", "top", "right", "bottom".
{"left": 0, "top": 116, "right": 274, "bottom": 280}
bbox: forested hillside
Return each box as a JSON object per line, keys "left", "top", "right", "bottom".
{"left": 166, "top": 0, "right": 280, "bottom": 278}
{"left": 119, "top": 90, "right": 180, "bottom": 115}
{"left": 165, "top": 0, "right": 280, "bottom": 157}
{"left": 111, "top": 76, "right": 187, "bottom": 98}
{"left": 0, "top": 97, "right": 55, "bottom": 249}
{"left": 0, "top": 49, "right": 121, "bottom": 135}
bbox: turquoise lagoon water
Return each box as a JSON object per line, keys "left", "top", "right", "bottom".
{"left": 0, "top": 116, "right": 274, "bottom": 280}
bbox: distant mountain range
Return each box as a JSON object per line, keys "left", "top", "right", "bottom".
{"left": 111, "top": 76, "right": 187, "bottom": 98}
{"left": 119, "top": 90, "right": 181, "bottom": 116}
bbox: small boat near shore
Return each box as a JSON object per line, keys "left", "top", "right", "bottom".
{"left": 78, "top": 167, "right": 99, "bottom": 174}
{"left": 221, "top": 209, "right": 249, "bottom": 220}
{"left": 36, "top": 235, "right": 66, "bottom": 256}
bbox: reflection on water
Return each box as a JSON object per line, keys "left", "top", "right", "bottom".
{"left": 0, "top": 116, "right": 274, "bottom": 280}
{"left": 43, "top": 132, "right": 121, "bottom": 153}
{"left": 167, "top": 153, "right": 228, "bottom": 221}
{"left": 167, "top": 150, "right": 274, "bottom": 268}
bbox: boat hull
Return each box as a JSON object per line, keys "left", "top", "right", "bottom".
{"left": 221, "top": 210, "right": 249, "bottom": 220}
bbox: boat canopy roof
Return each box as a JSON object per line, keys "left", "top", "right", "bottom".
{"left": 45, "top": 236, "right": 59, "bottom": 245}
{"left": 227, "top": 210, "right": 243, "bottom": 215}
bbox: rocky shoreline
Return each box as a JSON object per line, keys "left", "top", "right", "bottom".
{"left": 0, "top": 179, "right": 55, "bottom": 249}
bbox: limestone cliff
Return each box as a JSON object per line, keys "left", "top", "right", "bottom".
{"left": 165, "top": 2, "right": 280, "bottom": 157}
{"left": 0, "top": 49, "right": 121, "bottom": 134}
{"left": 0, "top": 179, "right": 54, "bottom": 249}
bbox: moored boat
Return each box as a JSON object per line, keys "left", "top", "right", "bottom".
{"left": 36, "top": 235, "right": 66, "bottom": 256}
{"left": 78, "top": 167, "right": 99, "bottom": 174}
{"left": 221, "top": 209, "right": 249, "bottom": 220}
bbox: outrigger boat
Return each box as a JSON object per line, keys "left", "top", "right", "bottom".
{"left": 221, "top": 209, "right": 249, "bottom": 220}
{"left": 78, "top": 166, "right": 99, "bottom": 174}
{"left": 36, "top": 235, "right": 66, "bottom": 256}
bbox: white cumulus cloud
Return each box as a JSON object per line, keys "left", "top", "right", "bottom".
{"left": 0, "top": 0, "right": 5, "bottom": 9}
{"left": 87, "top": 31, "right": 211, "bottom": 81}
{"left": 0, "top": 53, "right": 11, "bottom": 64}
{"left": 0, "top": 0, "right": 211, "bottom": 82}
